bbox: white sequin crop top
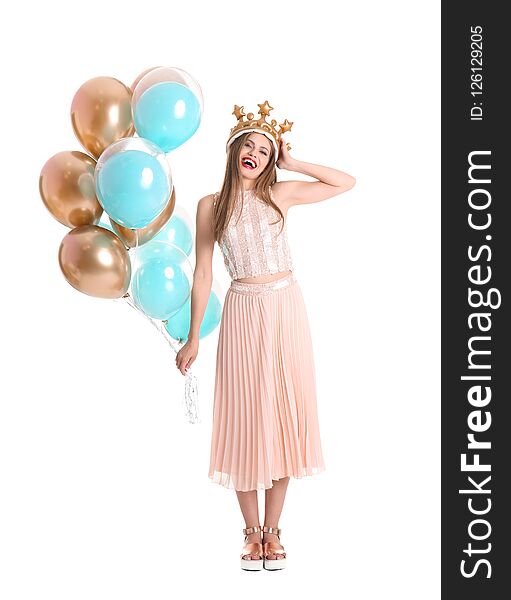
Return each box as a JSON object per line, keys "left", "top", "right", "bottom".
{"left": 214, "top": 188, "right": 294, "bottom": 280}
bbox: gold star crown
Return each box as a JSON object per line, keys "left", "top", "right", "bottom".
{"left": 226, "top": 100, "right": 293, "bottom": 160}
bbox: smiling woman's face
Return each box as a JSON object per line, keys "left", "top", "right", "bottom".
{"left": 238, "top": 133, "right": 272, "bottom": 179}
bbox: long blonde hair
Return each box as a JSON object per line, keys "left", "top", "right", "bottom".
{"left": 212, "top": 132, "right": 285, "bottom": 244}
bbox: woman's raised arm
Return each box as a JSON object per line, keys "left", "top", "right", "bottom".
{"left": 274, "top": 138, "right": 356, "bottom": 209}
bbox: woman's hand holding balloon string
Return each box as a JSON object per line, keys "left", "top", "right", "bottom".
{"left": 175, "top": 338, "right": 199, "bottom": 375}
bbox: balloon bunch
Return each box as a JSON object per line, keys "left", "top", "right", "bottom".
{"left": 39, "top": 67, "right": 222, "bottom": 424}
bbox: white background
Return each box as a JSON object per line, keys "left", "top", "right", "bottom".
{"left": 0, "top": 1, "right": 440, "bottom": 598}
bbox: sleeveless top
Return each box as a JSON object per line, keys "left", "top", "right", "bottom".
{"left": 213, "top": 187, "right": 294, "bottom": 280}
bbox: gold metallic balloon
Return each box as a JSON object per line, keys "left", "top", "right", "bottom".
{"left": 130, "top": 66, "right": 163, "bottom": 92}
{"left": 39, "top": 151, "right": 102, "bottom": 228}
{"left": 110, "top": 186, "right": 176, "bottom": 247}
{"left": 70, "top": 76, "right": 135, "bottom": 159}
{"left": 58, "top": 225, "right": 131, "bottom": 299}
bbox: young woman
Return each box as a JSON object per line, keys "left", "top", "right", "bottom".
{"left": 176, "top": 102, "right": 356, "bottom": 570}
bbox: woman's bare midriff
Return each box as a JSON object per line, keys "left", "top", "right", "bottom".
{"left": 234, "top": 270, "right": 293, "bottom": 284}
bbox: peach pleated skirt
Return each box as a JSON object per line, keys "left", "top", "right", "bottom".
{"left": 208, "top": 272, "right": 326, "bottom": 491}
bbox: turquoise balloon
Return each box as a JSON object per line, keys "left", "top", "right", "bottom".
{"left": 133, "top": 82, "right": 201, "bottom": 152}
{"left": 153, "top": 213, "right": 193, "bottom": 256}
{"left": 96, "top": 150, "right": 170, "bottom": 229}
{"left": 165, "top": 290, "right": 222, "bottom": 342}
{"left": 131, "top": 241, "right": 191, "bottom": 320}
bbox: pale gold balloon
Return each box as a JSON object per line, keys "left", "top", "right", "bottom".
{"left": 58, "top": 225, "right": 131, "bottom": 299}
{"left": 109, "top": 187, "right": 177, "bottom": 247}
{"left": 39, "top": 151, "right": 102, "bottom": 228}
{"left": 130, "top": 66, "right": 163, "bottom": 92}
{"left": 70, "top": 76, "right": 135, "bottom": 159}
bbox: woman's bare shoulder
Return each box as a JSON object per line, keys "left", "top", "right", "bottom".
{"left": 270, "top": 182, "right": 292, "bottom": 213}
{"left": 198, "top": 192, "right": 218, "bottom": 208}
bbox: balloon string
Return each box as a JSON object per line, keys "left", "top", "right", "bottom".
{"left": 115, "top": 291, "right": 201, "bottom": 425}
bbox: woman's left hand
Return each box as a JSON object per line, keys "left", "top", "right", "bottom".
{"left": 276, "top": 138, "right": 294, "bottom": 170}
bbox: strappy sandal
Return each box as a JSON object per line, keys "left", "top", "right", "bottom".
{"left": 240, "top": 525, "right": 264, "bottom": 571}
{"left": 262, "top": 525, "right": 287, "bottom": 570}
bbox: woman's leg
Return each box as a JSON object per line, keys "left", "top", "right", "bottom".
{"left": 263, "top": 477, "right": 290, "bottom": 559}
{"left": 236, "top": 489, "right": 261, "bottom": 560}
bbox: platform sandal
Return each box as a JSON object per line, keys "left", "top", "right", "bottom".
{"left": 262, "top": 525, "right": 286, "bottom": 570}
{"left": 240, "top": 525, "right": 264, "bottom": 571}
